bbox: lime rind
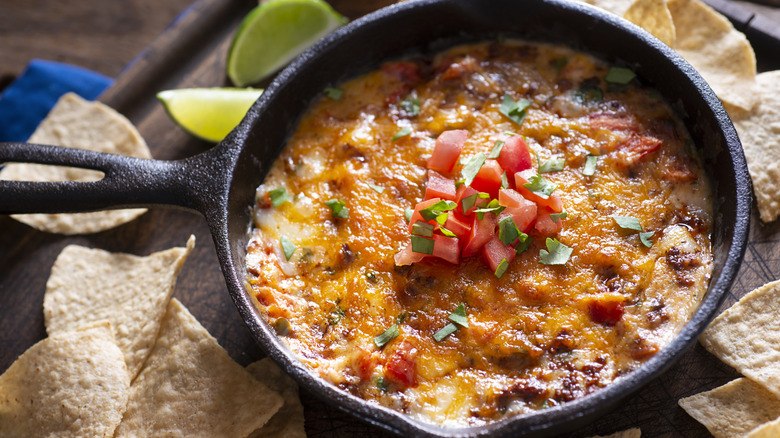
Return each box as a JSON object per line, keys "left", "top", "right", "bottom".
{"left": 157, "top": 88, "right": 263, "bottom": 143}
{"left": 227, "top": 0, "right": 348, "bottom": 87}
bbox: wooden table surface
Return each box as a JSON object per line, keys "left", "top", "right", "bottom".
{"left": 1, "top": 1, "right": 780, "bottom": 437}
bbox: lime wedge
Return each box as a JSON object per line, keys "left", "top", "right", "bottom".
{"left": 157, "top": 88, "right": 263, "bottom": 142}
{"left": 227, "top": 0, "right": 348, "bottom": 87}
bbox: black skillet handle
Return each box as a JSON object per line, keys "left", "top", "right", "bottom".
{"left": 0, "top": 142, "right": 222, "bottom": 215}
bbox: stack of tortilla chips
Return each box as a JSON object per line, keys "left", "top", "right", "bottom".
{"left": 0, "top": 237, "right": 305, "bottom": 437}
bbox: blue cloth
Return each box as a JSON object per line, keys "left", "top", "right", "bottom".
{"left": 0, "top": 60, "right": 113, "bottom": 142}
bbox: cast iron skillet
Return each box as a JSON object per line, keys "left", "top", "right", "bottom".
{"left": 0, "top": 0, "right": 751, "bottom": 436}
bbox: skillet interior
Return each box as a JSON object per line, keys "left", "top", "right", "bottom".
{"left": 213, "top": 0, "right": 750, "bottom": 436}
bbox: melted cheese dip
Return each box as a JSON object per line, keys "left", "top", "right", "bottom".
{"left": 246, "top": 41, "right": 713, "bottom": 426}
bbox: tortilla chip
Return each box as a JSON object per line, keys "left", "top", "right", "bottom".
{"left": 246, "top": 358, "right": 307, "bottom": 438}
{"left": 582, "top": 0, "right": 634, "bottom": 17}
{"left": 0, "top": 321, "right": 129, "bottom": 437}
{"left": 0, "top": 92, "right": 151, "bottom": 234}
{"left": 667, "top": 0, "right": 759, "bottom": 111}
{"left": 730, "top": 70, "right": 780, "bottom": 223}
{"left": 679, "top": 378, "right": 780, "bottom": 437}
{"left": 43, "top": 236, "right": 195, "bottom": 380}
{"left": 588, "top": 428, "right": 641, "bottom": 438}
{"left": 623, "top": 0, "right": 676, "bottom": 46}
{"left": 114, "top": 298, "right": 283, "bottom": 437}
{"left": 749, "top": 417, "right": 780, "bottom": 438}
{"left": 700, "top": 279, "right": 780, "bottom": 397}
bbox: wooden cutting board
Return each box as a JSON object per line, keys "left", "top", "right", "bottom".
{"left": 1, "top": 0, "right": 779, "bottom": 436}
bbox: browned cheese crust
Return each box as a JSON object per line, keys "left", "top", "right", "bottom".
{"left": 246, "top": 41, "right": 713, "bottom": 426}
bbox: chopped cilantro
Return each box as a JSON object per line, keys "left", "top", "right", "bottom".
{"left": 392, "top": 126, "right": 412, "bottom": 141}
{"left": 324, "top": 87, "right": 343, "bottom": 100}
{"left": 501, "top": 171, "right": 509, "bottom": 189}
{"left": 412, "top": 221, "right": 434, "bottom": 237}
{"left": 515, "top": 234, "right": 534, "bottom": 254}
{"left": 498, "top": 217, "right": 520, "bottom": 246}
{"left": 324, "top": 199, "right": 349, "bottom": 219}
{"left": 438, "top": 226, "right": 457, "bottom": 237}
{"left": 640, "top": 231, "right": 655, "bottom": 248}
{"left": 433, "top": 323, "right": 458, "bottom": 342}
{"left": 539, "top": 157, "right": 565, "bottom": 173}
{"left": 419, "top": 200, "right": 457, "bottom": 221}
{"left": 376, "top": 377, "right": 388, "bottom": 391}
{"left": 280, "top": 236, "right": 296, "bottom": 261}
{"left": 612, "top": 215, "right": 643, "bottom": 232}
{"left": 583, "top": 155, "right": 598, "bottom": 176}
{"left": 448, "top": 303, "right": 469, "bottom": 327}
{"left": 366, "top": 182, "right": 385, "bottom": 193}
{"left": 400, "top": 96, "right": 420, "bottom": 116}
{"left": 605, "top": 67, "right": 636, "bottom": 85}
{"left": 523, "top": 174, "right": 557, "bottom": 199}
{"left": 550, "top": 211, "right": 568, "bottom": 223}
{"left": 488, "top": 140, "right": 505, "bottom": 159}
{"left": 269, "top": 187, "right": 290, "bottom": 207}
{"left": 574, "top": 79, "right": 603, "bottom": 104}
{"left": 461, "top": 153, "right": 487, "bottom": 187}
{"left": 494, "top": 258, "right": 510, "bottom": 278}
{"left": 411, "top": 235, "right": 434, "bottom": 255}
{"left": 473, "top": 198, "right": 504, "bottom": 220}
{"left": 539, "top": 238, "right": 572, "bottom": 265}
{"left": 461, "top": 193, "right": 478, "bottom": 213}
{"left": 373, "top": 323, "right": 399, "bottom": 348}
{"left": 499, "top": 93, "right": 532, "bottom": 126}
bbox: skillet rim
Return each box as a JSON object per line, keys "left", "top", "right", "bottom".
{"left": 214, "top": 0, "right": 751, "bottom": 436}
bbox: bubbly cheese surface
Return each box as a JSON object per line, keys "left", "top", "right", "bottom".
{"left": 246, "top": 41, "right": 713, "bottom": 426}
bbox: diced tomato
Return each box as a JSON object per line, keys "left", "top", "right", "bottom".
{"left": 534, "top": 206, "right": 563, "bottom": 235}
{"left": 496, "top": 135, "right": 533, "bottom": 174}
{"left": 407, "top": 198, "right": 441, "bottom": 233}
{"left": 455, "top": 185, "right": 480, "bottom": 215}
{"left": 618, "top": 134, "right": 662, "bottom": 166}
{"left": 394, "top": 243, "right": 425, "bottom": 266}
{"left": 498, "top": 188, "right": 524, "bottom": 208}
{"left": 428, "top": 130, "right": 467, "bottom": 173}
{"left": 433, "top": 235, "right": 460, "bottom": 264}
{"left": 352, "top": 347, "right": 376, "bottom": 381}
{"left": 424, "top": 170, "right": 457, "bottom": 201}
{"left": 462, "top": 212, "right": 497, "bottom": 257}
{"left": 382, "top": 61, "right": 422, "bottom": 84}
{"left": 470, "top": 160, "right": 504, "bottom": 198}
{"left": 588, "top": 294, "right": 625, "bottom": 326}
{"left": 443, "top": 210, "right": 471, "bottom": 239}
{"left": 385, "top": 341, "right": 418, "bottom": 388}
{"left": 514, "top": 170, "right": 564, "bottom": 213}
{"left": 482, "top": 233, "right": 516, "bottom": 272}
{"left": 498, "top": 201, "right": 537, "bottom": 233}
{"left": 589, "top": 113, "right": 638, "bottom": 132}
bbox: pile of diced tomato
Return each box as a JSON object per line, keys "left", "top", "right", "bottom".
{"left": 395, "top": 129, "right": 565, "bottom": 274}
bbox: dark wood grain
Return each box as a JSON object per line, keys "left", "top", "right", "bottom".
{"left": 1, "top": 0, "right": 780, "bottom": 437}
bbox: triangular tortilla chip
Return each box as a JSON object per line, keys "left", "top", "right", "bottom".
{"left": 679, "top": 378, "right": 780, "bottom": 437}
{"left": 700, "top": 279, "right": 780, "bottom": 397}
{"left": 113, "top": 299, "right": 283, "bottom": 437}
{"left": 0, "top": 92, "right": 151, "bottom": 234}
{"left": 582, "top": 0, "right": 634, "bottom": 16}
{"left": 730, "top": 70, "right": 780, "bottom": 223}
{"left": 246, "top": 358, "right": 306, "bottom": 438}
{"left": 43, "top": 236, "right": 195, "bottom": 380}
{"left": 749, "top": 417, "right": 780, "bottom": 438}
{"left": 623, "top": 0, "right": 676, "bottom": 46}
{"left": 667, "top": 0, "right": 759, "bottom": 111}
{"left": 0, "top": 321, "right": 129, "bottom": 437}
